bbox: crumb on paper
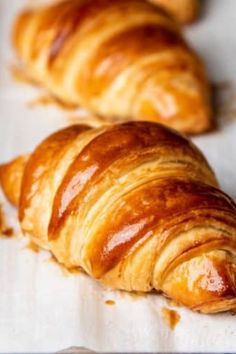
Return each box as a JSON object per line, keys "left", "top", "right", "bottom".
{"left": 161, "top": 307, "right": 181, "bottom": 330}
{"left": 0, "top": 204, "right": 15, "bottom": 238}
{"left": 105, "top": 299, "right": 116, "bottom": 306}
{"left": 1, "top": 227, "right": 14, "bottom": 237}
{"left": 25, "top": 241, "right": 40, "bottom": 253}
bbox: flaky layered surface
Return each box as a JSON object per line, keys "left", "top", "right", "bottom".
{"left": 1, "top": 121, "right": 236, "bottom": 313}
{"left": 12, "top": 0, "right": 211, "bottom": 134}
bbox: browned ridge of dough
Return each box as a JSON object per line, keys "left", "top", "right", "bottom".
{"left": 1, "top": 121, "right": 236, "bottom": 313}
{"left": 149, "top": 0, "right": 199, "bottom": 24}
{"left": 12, "top": 0, "right": 211, "bottom": 134}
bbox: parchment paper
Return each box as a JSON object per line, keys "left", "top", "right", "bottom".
{"left": 0, "top": 0, "right": 236, "bottom": 352}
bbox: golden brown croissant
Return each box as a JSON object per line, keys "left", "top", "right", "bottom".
{"left": 1, "top": 121, "right": 236, "bottom": 313}
{"left": 12, "top": 0, "right": 211, "bottom": 134}
{"left": 149, "top": 0, "right": 199, "bottom": 24}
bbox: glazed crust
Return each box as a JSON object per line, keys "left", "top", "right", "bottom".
{"left": 149, "top": 0, "right": 199, "bottom": 24}
{"left": 12, "top": 0, "right": 211, "bottom": 134}
{"left": 1, "top": 121, "right": 236, "bottom": 313}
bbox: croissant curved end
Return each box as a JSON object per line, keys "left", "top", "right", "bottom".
{"left": 149, "top": 0, "right": 200, "bottom": 25}
{"left": 162, "top": 251, "right": 236, "bottom": 313}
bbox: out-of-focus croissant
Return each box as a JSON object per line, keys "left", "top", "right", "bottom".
{"left": 1, "top": 121, "right": 236, "bottom": 313}
{"left": 149, "top": 0, "right": 199, "bottom": 24}
{"left": 12, "top": 0, "right": 211, "bottom": 134}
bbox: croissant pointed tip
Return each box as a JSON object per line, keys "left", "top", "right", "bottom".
{"left": 0, "top": 155, "right": 28, "bottom": 207}
{"left": 163, "top": 251, "right": 236, "bottom": 314}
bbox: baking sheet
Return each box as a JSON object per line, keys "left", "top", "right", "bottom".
{"left": 0, "top": 0, "right": 236, "bottom": 352}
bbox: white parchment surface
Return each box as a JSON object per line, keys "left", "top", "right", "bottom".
{"left": 0, "top": 0, "right": 236, "bottom": 352}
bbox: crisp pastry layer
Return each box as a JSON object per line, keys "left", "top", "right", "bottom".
{"left": 1, "top": 121, "right": 236, "bottom": 313}
{"left": 12, "top": 0, "right": 211, "bottom": 134}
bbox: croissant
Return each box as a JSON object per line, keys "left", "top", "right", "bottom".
{"left": 149, "top": 0, "right": 199, "bottom": 24}
{"left": 1, "top": 121, "right": 236, "bottom": 313}
{"left": 12, "top": 0, "right": 211, "bottom": 135}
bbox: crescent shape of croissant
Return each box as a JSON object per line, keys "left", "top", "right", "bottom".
{"left": 1, "top": 121, "right": 236, "bottom": 313}
{"left": 149, "top": 0, "right": 199, "bottom": 24}
{"left": 12, "top": 0, "right": 211, "bottom": 134}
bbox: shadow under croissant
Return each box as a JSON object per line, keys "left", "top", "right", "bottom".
{"left": 211, "top": 81, "right": 236, "bottom": 131}
{"left": 58, "top": 346, "right": 94, "bottom": 353}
